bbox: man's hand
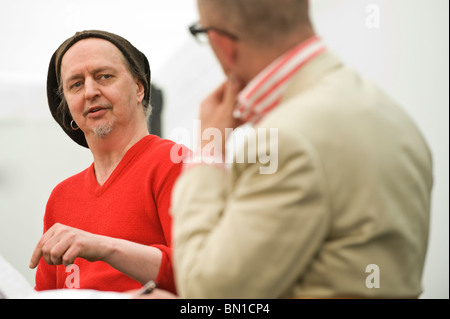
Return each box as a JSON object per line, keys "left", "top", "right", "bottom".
{"left": 29, "top": 223, "right": 108, "bottom": 268}
{"left": 199, "top": 77, "right": 244, "bottom": 155}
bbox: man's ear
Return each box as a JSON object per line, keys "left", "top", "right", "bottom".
{"left": 136, "top": 79, "right": 145, "bottom": 103}
{"left": 208, "top": 31, "right": 238, "bottom": 74}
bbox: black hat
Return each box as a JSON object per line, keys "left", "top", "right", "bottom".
{"left": 47, "top": 30, "right": 151, "bottom": 148}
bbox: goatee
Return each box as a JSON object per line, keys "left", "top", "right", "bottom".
{"left": 93, "top": 124, "right": 113, "bottom": 139}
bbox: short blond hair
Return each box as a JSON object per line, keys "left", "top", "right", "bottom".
{"left": 199, "top": 0, "right": 310, "bottom": 46}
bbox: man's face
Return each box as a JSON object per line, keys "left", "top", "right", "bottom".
{"left": 60, "top": 38, "right": 145, "bottom": 140}
{"left": 196, "top": 0, "right": 231, "bottom": 76}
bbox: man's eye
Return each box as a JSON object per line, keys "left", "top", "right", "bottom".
{"left": 70, "top": 82, "right": 82, "bottom": 90}
{"left": 102, "top": 74, "right": 112, "bottom": 80}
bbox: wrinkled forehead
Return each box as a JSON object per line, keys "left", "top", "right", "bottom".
{"left": 60, "top": 38, "right": 127, "bottom": 76}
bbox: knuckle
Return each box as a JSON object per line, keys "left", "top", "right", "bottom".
{"left": 62, "top": 255, "right": 73, "bottom": 266}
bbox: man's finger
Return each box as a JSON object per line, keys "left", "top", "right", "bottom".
{"left": 223, "top": 77, "right": 242, "bottom": 110}
{"left": 29, "top": 224, "right": 60, "bottom": 268}
{"left": 49, "top": 240, "right": 71, "bottom": 266}
{"left": 29, "top": 242, "right": 44, "bottom": 269}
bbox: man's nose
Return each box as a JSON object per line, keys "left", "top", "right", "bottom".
{"left": 84, "top": 78, "right": 101, "bottom": 100}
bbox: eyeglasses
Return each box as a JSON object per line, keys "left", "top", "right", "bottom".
{"left": 189, "top": 22, "right": 239, "bottom": 44}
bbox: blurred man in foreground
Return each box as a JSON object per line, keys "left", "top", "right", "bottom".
{"left": 168, "top": 0, "right": 433, "bottom": 298}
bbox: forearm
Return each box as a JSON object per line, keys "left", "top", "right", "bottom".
{"left": 30, "top": 223, "right": 165, "bottom": 287}
{"left": 102, "top": 236, "right": 162, "bottom": 285}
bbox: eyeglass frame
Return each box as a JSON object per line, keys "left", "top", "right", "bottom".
{"left": 189, "top": 22, "right": 239, "bottom": 43}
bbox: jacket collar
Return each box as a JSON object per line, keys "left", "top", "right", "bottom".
{"left": 281, "top": 50, "right": 343, "bottom": 106}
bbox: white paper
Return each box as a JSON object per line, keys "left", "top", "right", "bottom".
{"left": 0, "top": 254, "right": 130, "bottom": 299}
{"left": 24, "top": 289, "right": 130, "bottom": 299}
{"left": 0, "top": 254, "right": 34, "bottom": 298}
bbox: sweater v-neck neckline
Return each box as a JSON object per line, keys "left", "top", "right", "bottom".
{"left": 88, "top": 135, "right": 154, "bottom": 196}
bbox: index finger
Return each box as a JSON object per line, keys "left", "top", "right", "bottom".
{"left": 29, "top": 240, "right": 44, "bottom": 269}
{"left": 29, "top": 226, "right": 54, "bottom": 269}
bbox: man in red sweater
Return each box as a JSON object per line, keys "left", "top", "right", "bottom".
{"left": 29, "top": 30, "right": 183, "bottom": 294}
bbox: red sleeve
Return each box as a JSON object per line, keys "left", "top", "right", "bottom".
{"left": 153, "top": 244, "right": 175, "bottom": 294}
{"left": 151, "top": 143, "right": 186, "bottom": 294}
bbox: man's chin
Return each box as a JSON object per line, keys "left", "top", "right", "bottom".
{"left": 93, "top": 124, "right": 113, "bottom": 139}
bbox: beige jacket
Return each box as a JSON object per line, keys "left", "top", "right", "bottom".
{"left": 171, "top": 50, "right": 433, "bottom": 298}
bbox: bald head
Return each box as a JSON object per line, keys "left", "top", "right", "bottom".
{"left": 198, "top": 0, "right": 312, "bottom": 47}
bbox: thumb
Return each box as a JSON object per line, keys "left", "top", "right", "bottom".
{"left": 222, "top": 76, "right": 242, "bottom": 112}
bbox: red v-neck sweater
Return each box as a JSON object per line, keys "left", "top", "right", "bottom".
{"left": 35, "top": 135, "right": 183, "bottom": 294}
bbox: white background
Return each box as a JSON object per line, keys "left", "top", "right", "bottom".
{"left": 0, "top": 0, "right": 448, "bottom": 298}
